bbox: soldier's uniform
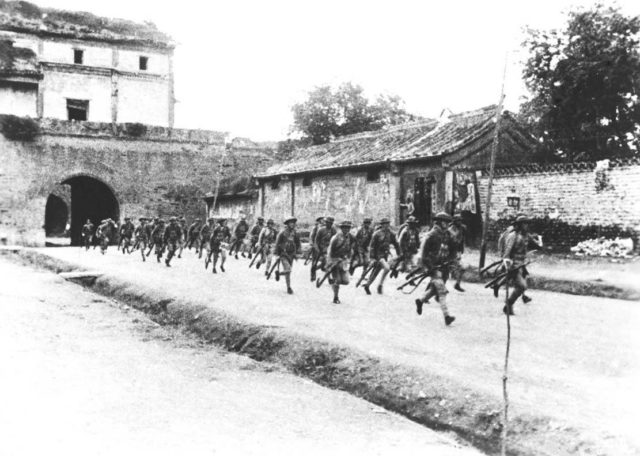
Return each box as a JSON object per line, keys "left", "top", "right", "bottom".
{"left": 229, "top": 218, "right": 249, "bottom": 259}
{"left": 257, "top": 219, "right": 277, "bottom": 273}
{"left": 312, "top": 217, "right": 337, "bottom": 281}
{"left": 150, "top": 220, "right": 166, "bottom": 262}
{"left": 326, "top": 221, "right": 356, "bottom": 303}
{"left": 248, "top": 217, "right": 264, "bottom": 258}
{"left": 199, "top": 218, "right": 215, "bottom": 260}
{"left": 134, "top": 217, "right": 149, "bottom": 261}
{"left": 349, "top": 218, "right": 373, "bottom": 275}
{"left": 397, "top": 216, "right": 420, "bottom": 274}
{"left": 177, "top": 217, "right": 188, "bottom": 258}
{"left": 415, "top": 212, "right": 455, "bottom": 326}
{"left": 163, "top": 217, "right": 183, "bottom": 266}
{"left": 186, "top": 219, "right": 201, "bottom": 252}
{"left": 308, "top": 217, "right": 324, "bottom": 280}
{"left": 96, "top": 219, "right": 116, "bottom": 254}
{"left": 365, "top": 218, "right": 401, "bottom": 294}
{"left": 209, "top": 219, "right": 230, "bottom": 273}
{"left": 447, "top": 214, "right": 467, "bottom": 292}
{"left": 275, "top": 217, "right": 301, "bottom": 294}
{"left": 501, "top": 215, "right": 531, "bottom": 315}
{"left": 81, "top": 219, "right": 94, "bottom": 250}
{"left": 119, "top": 218, "right": 135, "bottom": 254}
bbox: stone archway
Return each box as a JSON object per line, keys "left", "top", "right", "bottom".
{"left": 44, "top": 194, "right": 69, "bottom": 237}
{"left": 56, "top": 175, "right": 120, "bottom": 246}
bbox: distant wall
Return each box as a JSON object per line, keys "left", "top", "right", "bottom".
{"left": 477, "top": 159, "right": 640, "bottom": 250}
{"left": 0, "top": 83, "right": 37, "bottom": 117}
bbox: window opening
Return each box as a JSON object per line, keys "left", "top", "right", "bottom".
{"left": 67, "top": 99, "right": 89, "bottom": 121}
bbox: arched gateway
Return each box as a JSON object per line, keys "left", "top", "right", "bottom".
{"left": 45, "top": 175, "right": 120, "bottom": 246}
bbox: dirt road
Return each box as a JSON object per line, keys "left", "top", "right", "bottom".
{"left": 0, "top": 258, "right": 480, "bottom": 456}
{"left": 26, "top": 246, "right": 640, "bottom": 452}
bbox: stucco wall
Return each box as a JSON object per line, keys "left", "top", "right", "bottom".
{"left": 118, "top": 76, "right": 169, "bottom": 125}
{"left": 0, "top": 83, "right": 37, "bottom": 117}
{"left": 42, "top": 70, "right": 112, "bottom": 122}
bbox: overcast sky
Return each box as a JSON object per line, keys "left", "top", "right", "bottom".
{"left": 31, "top": 0, "right": 640, "bottom": 140}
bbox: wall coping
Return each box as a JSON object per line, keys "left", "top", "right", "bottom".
{"left": 468, "top": 157, "right": 640, "bottom": 177}
{"left": 36, "top": 118, "right": 227, "bottom": 145}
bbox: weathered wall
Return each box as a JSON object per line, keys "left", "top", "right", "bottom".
{"left": 118, "top": 76, "right": 170, "bottom": 125}
{"left": 0, "top": 121, "right": 226, "bottom": 245}
{"left": 42, "top": 69, "right": 112, "bottom": 121}
{"left": 209, "top": 197, "right": 258, "bottom": 226}
{"left": 477, "top": 159, "right": 640, "bottom": 250}
{"left": 0, "top": 83, "right": 37, "bottom": 117}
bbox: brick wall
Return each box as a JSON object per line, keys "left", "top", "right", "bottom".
{"left": 0, "top": 127, "right": 227, "bottom": 245}
{"left": 477, "top": 159, "right": 640, "bottom": 250}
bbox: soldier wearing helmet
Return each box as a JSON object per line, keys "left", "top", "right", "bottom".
{"left": 364, "top": 217, "right": 401, "bottom": 295}
{"left": 325, "top": 221, "right": 356, "bottom": 304}
{"left": 415, "top": 212, "right": 456, "bottom": 327}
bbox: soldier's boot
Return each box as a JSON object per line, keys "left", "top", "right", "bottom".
{"left": 454, "top": 283, "right": 465, "bottom": 292}
{"left": 220, "top": 259, "right": 226, "bottom": 272}
{"left": 275, "top": 270, "right": 280, "bottom": 281}
{"left": 363, "top": 284, "right": 371, "bottom": 295}
{"left": 377, "top": 284, "right": 383, "bottom": 294}
{"left": 310, "top": 266, "right": 316, "bottom": 282}
{"left": 332, "top": 284, "right": 340, "bottom": 304}
{"left": 522, "top": 294, "right": 532, "bottom": 303}
{"left": 415, "top": 299, "right": 424, "bottom": 315}
{"left": 212, "top": 266, "right": 217, "bottom": 274}
{"left": 285, "top": 274, "right": 293, "bottom": 294}
{"left": 445, "top": 315, "right": 456, "bottom": 326}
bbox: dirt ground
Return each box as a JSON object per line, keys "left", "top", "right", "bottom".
{"left": 0, "top": 258, "right": 481, "bottom": 456}
{"left": 16, "top": 247, "right": 640, "bottom": 453}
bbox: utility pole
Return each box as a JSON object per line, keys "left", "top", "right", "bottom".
{"left": 479, "top": 55, "right": 508, "bottom": 270}
{"left": 211, "top": 148, "right": 226, "bottom": 219}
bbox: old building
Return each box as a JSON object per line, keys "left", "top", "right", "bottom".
{"left": 254, "top": 106, "right": 535, "bottom": 241}
{"left": 0, "top": 1, "right": 175, "bottom": 126}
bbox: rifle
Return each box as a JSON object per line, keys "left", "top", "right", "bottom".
{"left": 389, "top": 256, "right": 405, "bottom": 279}
{"left": 316, "top": 261, "right": 342, "bottom": 288}
{"left": 303, "top": 247, "right": 316, "bottom": 266}
{"left": 266, "top": 257, "right": 281, "bottom": 280}
{"left": 484, "top": 261, "right": 532, "bottom": 289}
{"left": 249, "top": 244, "right": 266, "bottom": 268}
{"left": 355, "top": 261, "right": 377, "bottom": 288}
{"left": 397, "top": 272, "right": 430, "bottom": 294}
{"left": 480, "top": 259, "right": 502, "bottom": 277}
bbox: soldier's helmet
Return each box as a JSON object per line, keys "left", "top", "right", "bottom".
{"left": 284, "top": 217, "right": 297, "bottom": 225}
{"left": 434, "top": 212, "right": 452, "bottom": 223}
{"left": 194, "top": 218, "right": 201, "bottom": 222}
{"left": 267, "top": 219, "right": 274, "bottom": 225}
{"left": 257, "top": 217, "right": 264, "bottom": 222}
{"left": 363, "top": 217, "right": 372, "bottom": 224}
{"left": 338, "top": 221, "right": 352, "bottom": 229}
{"left": 124, "top": 216, "right": 130, "bottom": 221}
{"left": 379, "top": 217, "right": 391, "bottom": 225}
{"left": 169, "top": 216, "right": 177, "bottom": 222}
{"left": 217, "top": 218, "right": 226, "bottom": 224}
{"left": 316, "top": 216, "right": 324, "bottom": 223}
{"left": 139, "top": 217, "right": 146, "bottom": 221}
{"left": 515, "top": 215, "right": 531, "bottom": 224}
{"left": 452, "top": 213, "right": 463, "bottom": 221}
{"left": 406, "top": 216, "right": 418, "bottom": 224}
{"left": 325, "top": 216, "right": 335, "bottom": 224}
{"left": 207, "top": 217, "right": 215, "bottom": 222}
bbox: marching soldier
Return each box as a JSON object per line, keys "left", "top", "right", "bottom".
{"left": 199, "top": 217, "right": 215, "bottom": 260}
{"left": 312, "top": 216, "right": 336, "bottom": 282}
{"left": 177, "top": 217, "right": 188, "bottom": 258}
{"left": 134, "top": 217, "right": 149, "bottom": 262}
{"left": 395, "top": 215, "right": 420, "bottom": 276}
{"left": 186, "top": 218, "right": 202, "bottom": 252}
{"left": 448, "top": 213, "right": 467, "bottom": 292}
{"left": 163, "top": 216, "right": 183, "bottom": 267}
{"left": 326, "top": 221, "right": 356, "bottom": 304}
{"left": 501, "top": 214, "right": 535, "bottom": 315}
{"left": 96, "top": 218, "right": 116, "bottom": 255}
{"left": 349, "top": 218, "right": 373, "bottom": 275}
{"left": 81, "top": 218, "right": 94, "bottom": 251}
{"left": 274, "top": 217, "right": 301, "bottom": 294}
{"left": 248, "top": 217, "right": 265, "bottom": 259}
{"left": 364, "top": 218, "right": 401, "bottom": 295}
{"left": 119, "top": 217, "right": 135, "bottom": 254}
{"left": 256, "top": 219, "right": 277, "bottom": 273}
{"left": 150, "top": 219, "right": 166, "bottom": 263}
{"left": 414, "top": 212, "right": 456, "bottom": 326}
{"left": 209, "top": 218, "right": 231, "bottom": 273}
{"left": 229, "top": 215, "right": 249, "bottom": 259}
{"left": 308, "top": 216, "right": 324, "bottom": 281}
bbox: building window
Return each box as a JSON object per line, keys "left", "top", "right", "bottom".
{"left": 73, "top": 49, "right": 84, "bottom": 64}
{"left": 302, "top": 176, "right": 312, "bottom": 187}
{"left": 366, "top": 169, "right": 381, "bottom": 182}
{"left": 67, "top": 99, "right": 89, "bottom": 121}
{"left": 139, "top": 56, "right": 148, "bottom": 71}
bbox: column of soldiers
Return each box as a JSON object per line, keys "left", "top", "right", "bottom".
{"left": 80, "top": 210, "right": 539, "bottom": 326}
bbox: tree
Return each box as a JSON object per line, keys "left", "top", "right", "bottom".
{"left": 291, "top": 82, "right": 420, "bottom": 145}
{"left": 521, "top": 4, "right": 640, "bottom": 161}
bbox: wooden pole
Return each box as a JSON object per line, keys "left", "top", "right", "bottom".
{"left": 502, "top": 282, "right": 512, "bottom": 456}
{"left": 211, "top": 149, "right": 226, "bottom": 218}
{"left": 479, "top": 55, "right": 508, "bottom": 270}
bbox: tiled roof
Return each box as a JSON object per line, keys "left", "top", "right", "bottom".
{"left": 0, "top": 38, "right": 39, "bottom": 76}
{"left": 0, "top": 1, "right": 173, "bottom": 48}
{"left": 257, "top": 105, "right": 529, "bottom": 178}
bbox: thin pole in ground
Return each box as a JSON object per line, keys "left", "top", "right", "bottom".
{"left": 502, "top": 281, "right": 511, "bottom": 456}
{"left": 479, "top": 54, "right": 508, "bottom": 270}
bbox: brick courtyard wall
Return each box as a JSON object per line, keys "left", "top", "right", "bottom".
{"left": 0, "top": 119, "right": 227, "bottom": 245}
{"left": 477, "top": 159, "right": 640, "bottom": 251}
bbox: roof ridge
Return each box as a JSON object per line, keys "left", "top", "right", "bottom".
{"left": 329, "top": 119, "right": 438, "bottom": 144}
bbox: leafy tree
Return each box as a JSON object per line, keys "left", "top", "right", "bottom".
{"left": 291, "top": 82, "right": 420, "bottom": 145}
{"left": 521, "top": 4, "right": 640, "bottom": 161}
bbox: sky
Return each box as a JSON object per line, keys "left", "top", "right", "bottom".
{"left": 28, "top": 0, "right": 640, "bottom": 140}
